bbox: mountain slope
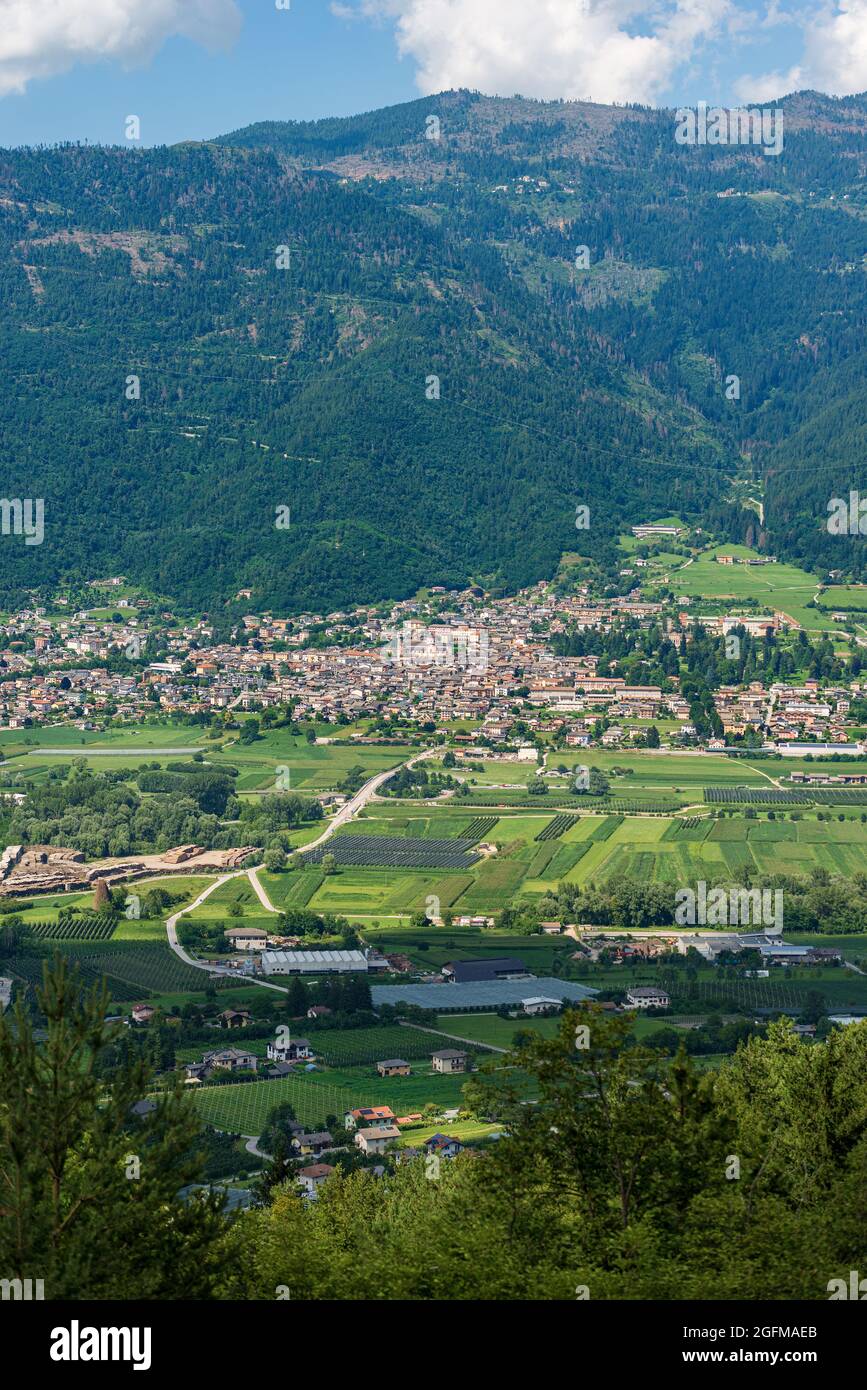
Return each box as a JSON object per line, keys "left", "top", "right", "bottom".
{"left": 0, "top": 89, "right": 864, "bottom": 610}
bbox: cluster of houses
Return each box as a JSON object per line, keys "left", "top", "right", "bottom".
{"left": 181, "top": 1032, "right": 319, "bottom": 1083}
{"left": 293, "top": 1110, "right": 468, "bottom": 1199}
{"left": 5, "top": 560, "right": 867, "bottom": 758}
{"left": 277, "top": 1101, "right": 470, "bottom": 1201}
{"left": 705, "top": 678, "right": 859, "bottom": 744}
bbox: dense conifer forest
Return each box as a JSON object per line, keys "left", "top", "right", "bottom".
{"left": 0, "top": 87, "right": 864, "bottom": 610}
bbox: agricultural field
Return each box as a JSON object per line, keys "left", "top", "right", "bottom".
{"left": 442, "top": 759, "right": 543, "bottom": 787}
{"left": 2, "top": 876, "right": 233, "bottom": 1004}
{"left": 0, "top": 721, "right": 207, "bottom": 754}
{"left": 433, "top": 1013, "right": 565, "bottom": 1048}
{"left": 312, "top": 1024, "right": 485, "bottom": 1067}
{"left": 208, "top": 735, "right": 418, "bottom": 794}
{"left": 364, "top": 926, "right": 571, "bottom": 972}
{"left": 185, "top": 877, "right": 276, "bottom": 928}
{"left": 785, "top": 934, "right": 867, "bottom": 962}
{"left": 27, "top": 910, "right": 118, "bottom": 942}
{"left": 0, "top": 720, "right": 416, "bottom": 797}
{"left": 706, "top": 786, "right": 867, "bottom": 807}
{"left": 307, "top": 867, "right": 473, "bottom": 916}
{"left": 550, "top": 750, "right": 773, "bottom": 791}
{"left": 392, "top": 1119, "right": 502, "bottom": 1147}
{"left": 546, "top": 814, "right": 867, "bottom": 888}
{"left": 346, "top": 809, "right": 493, "bottom": 839}
{"left": 7, "top": 941, "right": 216, "bottom": 1002}
{"left": 441, "top": 749, "right": 790, "bottom": 812}
{"left": 241, "top": 794, "right": 867, "bottom": 918}
{"left": 570, "top": 959, "right": 867, "bottom": 1017}
{"left": 0, "top": 876, "right": 212, "bottom": 931}
{"left": 189, "top": 1061, "right": 474, "bottom": 1137}
{"left": 7, "top": 733, "right": 867, "bottom": 934}
{"left": 306, "top": 835, "right": 479, "bottom": 870}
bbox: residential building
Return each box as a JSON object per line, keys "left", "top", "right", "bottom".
{"left": 354, "top": 1126, "right": 401, "bottom": 1155}
{"left": 431, "top": 1049, "right": 469, "bottom": 1074}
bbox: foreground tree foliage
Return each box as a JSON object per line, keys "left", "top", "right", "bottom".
{"left": 0, "top": 956, "right": 224, "bottom": 1299}
{"left": 2, "top": 963, "right": 864, "bottom": 1299}
{"left": 220, "top": 1010, "right": 867, "bottom": 1300}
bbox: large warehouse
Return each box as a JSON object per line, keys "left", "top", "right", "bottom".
{"left": 371, "top": 978, "right": 598, "bottom": 1010}
{"left": 262, "top": 948, "right": 376, "bottom": 975}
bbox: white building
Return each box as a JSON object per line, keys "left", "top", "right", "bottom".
{"left": 626, "top": 987, "right": 670, "bottom": 1009}
{"left": 261, "top": 949, "right": 370, "bottom": 975}
{"left": 521, "top": 997, "right": 562, "bottom": 1015}
{"left": 296, "top": 1163, "right": 335, "bottom": 1199}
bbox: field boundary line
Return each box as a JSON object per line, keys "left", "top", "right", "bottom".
{"left": 398, "top": 1019, "right": 506, "bottom": 1053}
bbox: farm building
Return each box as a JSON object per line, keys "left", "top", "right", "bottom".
{"left": 224, "top": 927, "right": 268, "bottom": 950}
{"left": 521, "top": 997, "right": 564, "bottom": 1016}
{"left": 625, "top": 988, "right": 670, "bottom": 1009}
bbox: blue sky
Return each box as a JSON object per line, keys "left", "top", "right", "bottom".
{"left": 0, "top": 4, "right": 416, "bottom": 148}
{"left": 0, "top": 0, "right": 860, "bottom": 150}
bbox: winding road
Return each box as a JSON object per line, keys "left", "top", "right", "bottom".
{"left": 163, "top": 746, "right": 435, "bottom": 991}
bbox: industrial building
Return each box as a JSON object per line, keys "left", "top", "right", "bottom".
{"left": 261, "top": 948, "right": 385, "bottom": 975}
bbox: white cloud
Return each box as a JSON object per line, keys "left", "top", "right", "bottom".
{"left": 736, "top": 1, "right": 867, "bottom": 100}
{"left": 0, "top": 0, "right": 241, "bottom": 98}
{"left": 336, "top": 0, "right": 731, "bottom": 105}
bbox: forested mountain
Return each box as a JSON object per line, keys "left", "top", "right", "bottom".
{"left": 0, "top": 88, "right": 865, "bottom": 611}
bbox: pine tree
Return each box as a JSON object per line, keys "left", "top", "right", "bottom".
{"left": 0, "top": 953, "right": 224, "bottom": 1299}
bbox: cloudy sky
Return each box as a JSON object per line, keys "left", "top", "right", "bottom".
{"left": 0, "top": 0, "right": 863, "bottom": 146}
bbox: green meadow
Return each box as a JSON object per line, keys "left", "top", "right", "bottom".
{"left": 816, "top": 585, "right": 867, "bottom": 613}
{"left": 0, "top": 718, "right": 417, "bottom": 797}
{"left": 209, "top": 734, "right": 418, "bottom": 795}
{"left": 666, "top": 544, "right": 823, "bottom": 630}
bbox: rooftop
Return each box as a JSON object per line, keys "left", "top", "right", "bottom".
{"left": 372, "top": 978, "right": 597, "bottom": 1010}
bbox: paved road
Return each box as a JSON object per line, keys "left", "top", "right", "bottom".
{"left": 298, "top": 747, "right": 436, "bottom": 853}
{"left": 247, "top": 866, "right": 281, "bottom": 914}
{"left": 165, "top": 875, "right": 289, "bottom": 993}
{"left": 163, "top": 747, "right": 434, "bottom": 990}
